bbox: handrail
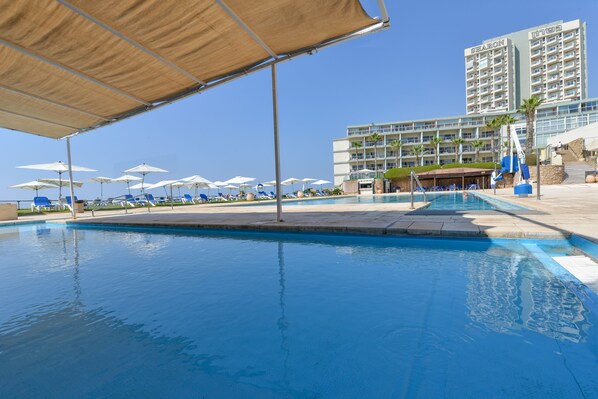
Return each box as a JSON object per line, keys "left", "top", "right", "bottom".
{"left": 409, "top": 171, "right": 427, "bottom": 209}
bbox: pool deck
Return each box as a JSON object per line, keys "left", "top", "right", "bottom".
{"left": 3, "top": 184, "right": 596, "bottom": 241}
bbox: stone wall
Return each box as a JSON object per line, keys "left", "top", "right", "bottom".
{"left": 528, "top": 165, "right": 565, "bottom": 185}
{"left": 568, "top": 138, "right": 585, "bottom": 161}
{"left": 374, "top": 179, "right": 385, "bottom": 194}
{"left": 342, "top": 180, "right": 358, "bottom": 194}
{"left": 391, "top": 176, "right": 491, "bottom": 191}
{"left": 0, "top": 204, "right": 17, "bottom": 221}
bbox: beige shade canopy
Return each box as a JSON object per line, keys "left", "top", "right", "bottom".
{"left": 0, "top": 0, "right": 385, "bottom": 139}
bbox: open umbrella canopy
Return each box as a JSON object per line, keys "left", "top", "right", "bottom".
{"left": 89, "top": 176, "right": 114, "bottom": 183}
{"left": 125, "top": 163, "right": 168, "bottom": 174}
{"left": 113, "top": 174, "right": 142, "bottom": 183}
{"left": 129, "top": 182, "right": 154, "bottom": 190}
{"left": 145, "top": 180, "right": 181, "bottom": 190}
{"left": 181, "top": 175, "right": 212, "bottom": 184}
{"left": 312, "top": 179, "right": 331, "bottom": 185}
{"left": 11, "top": 180, "right": 58, "bottom": 196}
{"left": 263, "top": 180, "right": 278, "bottom": 186}
{"left": 355, "top": 168, "right": 375, "bottom": 174}
{"left": 282, "top": 177, "right": 302, "bottom": 185}
{"left": 38, "top": 178, "right": 84, "bottom": 187}
{"left": 301, "top": 178, "right": 317, "bottom": 183}
{"left": 17, "top": 161, "right": 96, "bottom": 173}
{"left": 224, "top": 176, "right": 255, "bottom": 185}
{"left": 223, "top": 184, "right": 239, "bottom": 190}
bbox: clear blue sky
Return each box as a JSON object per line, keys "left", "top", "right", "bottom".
{"left": 1, "top": 0, "right": 597, "bottom": 200}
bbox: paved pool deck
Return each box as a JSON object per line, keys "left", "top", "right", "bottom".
{"left": 5, "top": 183, "right": 598, "bottom": 242}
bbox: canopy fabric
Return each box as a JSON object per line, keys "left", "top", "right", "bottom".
{"left": 0, "top": 0, "right": 381, "bottom": 139}
{"left": 38, "top": 178, "right": 84, "bottom": 187}
{"left": 17, "top": 161, "right": 96, "bottom": 172}
{"left": 11, "top": 180, "right": 58, "bottom": 190}
{"left": 125, "top": 163, "right": 168, "bottom": 174}
{"left": 416, "top": 168, "right": 493, "bottom": 179}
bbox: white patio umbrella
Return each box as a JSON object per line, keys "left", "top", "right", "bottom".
{"left": 223, "top": 184, "right": 238, "bottom": 195}
{"left": 11, "top": 180, "right": 58, "bottom": 196}
{"left": 311, "top": 179, "right": 331, "bottom": 193}
{"left": 355, "top": 168, "right": 375, "bottom": 174}
{"left": 89, "top": 176, "right": 114, "bottom": 199}
{"left": 224, "top": 176, "right": 255, "bottom": 185}
{"left": 17, "top": 161, "right": 96, "bottom": 199}
{"left": 125, "top": 163, "right": 168, "bottom": 194}
{"left": 181, "top": 175, "right": 212, "bottom": 197}
{"left": 129, "top": 182, "right": 154, "bottom": 191}
{"left": 282, "top": 177, "right": 302, "bottom": 193}
{"left": 38, "top": 178, "right": 84, "bottom": 188}
{"left": 301, "top": 177, "right": 317, "bottom": 190}
{"left": 113, "top": 174, "right": 142, "bottom": 195}
{"left": 311, "top": 179, "right": 331, "bottom": 186}
{"left": 146, "top": 180, "right": 182, "bottom": 208}
{"left": 204, "top": 182, "right": 219, "bottom": 197}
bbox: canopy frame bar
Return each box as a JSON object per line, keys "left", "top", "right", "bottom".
{"left": 0, "top": 85, "right": 111, "bottom": 121}
{"left": 215, "top": 0, "right": 278, "bottom": 58}
{"left": 0, "top": 39, "right": 151, "bottom": 106}
{"left": 0, "top": 107, "right": 81, "bottom": 130}
{"left": 55, "top": 0, "right": 206, "bottom": 85}
{"left": 271, "top": 64, "right": 283, "bottom": 222}
{"left": 66, "top": 137, "right": 77, "bottom": 219}
{"left": 63, "top": 19, "right": 389, "bottom": 139}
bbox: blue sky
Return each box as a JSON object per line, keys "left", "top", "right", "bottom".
{"left": 1, "top": 0, "right": 597, "bottom": 200}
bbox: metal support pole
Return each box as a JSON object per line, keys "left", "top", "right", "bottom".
{"left": 66, "top": 137, "right": 77, "bottom": 220}
{"left": 410, "top": 172, "right": 414, "bottom": 209}
{"left": 271, "top": 64, "right": 283, "bottom": 222}
{"left": 170, "top": 185, "right": 174, "bottom": 210}
{"left": 536, "top": 148, "right": 540, "bottom": 200}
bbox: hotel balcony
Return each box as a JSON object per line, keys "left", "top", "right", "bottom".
{"left": 546, "top": 36, "right": 558, "bottom": 44}
{"left": 531, "top": 40, "right": 542, "bottom": 49}
{"left": 547, "top": 74, "right": 559, "bottom": 83}
{"left": 531, "top": 58, "right": 543, "bottom": 67}
{"left": 563, "top": 32, "right": 576, "bottom": 42}
{"left": 564, "top": 42, "right": 576, "bottom": 51}
{"left": 531, "top": 49, "right": 542, "bottom": 58}
{"left": 547, "top": 85, "right": 560, "bottom": 93}
{"left": 546, "top": 55, "right": 559, "bottom": 65}
{"left": 564, "top": 62, "right": 577, "bottom": 71}
{"left": 564, "top": 90, "right": 578, "bottom": 98}
{"left": 531, "top": 70, "right": 542, "bottom": 78}
{"left": 547, "top": 64, "right": 559, "bottom": 73}
{"left": 531, "top": 86, "right": 543, "bottom": 94}
{"left": 564, "top": 51, "right": 576, "bottom": 60}
{"left": 546, "top": 46, "right": 559, "bottom": 55}
{"left": 531, "top": 77, "right": 543, "bottom": 84}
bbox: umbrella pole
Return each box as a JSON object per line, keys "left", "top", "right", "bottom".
{"left": 271, "top": 64, "right": 283, "bottom": 222}
{"left": 66, "top": 137, "right": 77, "bottom": 219}
{"left": 170, "top": 185, "right": 174, "bottom": 210}
{"left": 58, "top": 171, "right": 63, "bottom": 200}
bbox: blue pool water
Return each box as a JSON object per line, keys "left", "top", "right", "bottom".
{"left": 255, "top": 192, "right": 524, "bottom": 211}
{"left": 1, "top": 224, "right": 597, "bottom": 398}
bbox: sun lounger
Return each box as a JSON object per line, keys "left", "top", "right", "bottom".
{"left": 31, "top": 196, "right": 57, "bottom": 212}
{"left": 181, "top": 194, "right": 195, "bottom": 204}
{"left": 65, "top": 195, "right": 78, "bottom": 211}
{"left": 120, "top": 194, "right": 137, "bottom": 207}
{"left": 199, "top": 194, "right": 209, "bottom": 202}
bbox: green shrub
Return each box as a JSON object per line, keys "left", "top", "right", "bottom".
{"left": 384, "top": 165, "right": 440, "bottom": 179}
{"left": 384, "top": 162, "right": 500, "bottom": 180}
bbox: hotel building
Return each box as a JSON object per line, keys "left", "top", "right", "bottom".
{"left": 465, "top": 20, "right": 587, "bottom": 114}
{"left": 333, "top": 98, "right": 598, "bottom": 185}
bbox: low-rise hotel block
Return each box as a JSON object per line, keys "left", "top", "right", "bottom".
{"left": 333, "top": 98, "right": 598, "bottom": 185}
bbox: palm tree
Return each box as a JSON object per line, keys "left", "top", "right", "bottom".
{"left": 502, "top": 115, "right": 517, "bottom": 156}
{"left": 518, "top": 96, "right": 545, "bottom": 154}
{"left": 452, "top": 137, "right": 465, "bottom": 163}
{"left": 351, "top": 141, "right": 363, "bottom": 171}
{"left": 429, "top": 136, "right": 443, "bottom": 164}
{"left": 389, "top": 139, "right": 402, "bottom": 169}
{"left": 409, "top": 144, "right": 425, "bottom": 166}
{"left": 485, "top": 116, "right": 503, "bottom": 162}
{"left": 368, "top": 132, "right": 382, "bottom": 176}
{"left": 472, "top": 139, "right": 484, "bottom": 162}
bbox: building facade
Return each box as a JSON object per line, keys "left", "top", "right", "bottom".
{"left": 333, "top": 98, "right": 598, "bottom": 185}
{"left": 465, "top": 20, "right": 587, "bottom": 114}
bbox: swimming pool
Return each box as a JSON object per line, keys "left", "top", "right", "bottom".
{"left": 1, "top": 223, "right": 597, "bottom": 398}
{"left": 256, "top": 192, "right": 525, "bottom": 211}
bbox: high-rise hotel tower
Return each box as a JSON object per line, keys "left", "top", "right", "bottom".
{"left": 465, "top": 20, "right": 587, "bottom": 114}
